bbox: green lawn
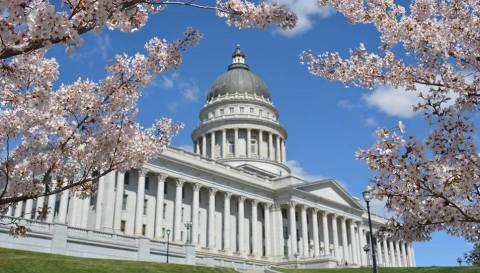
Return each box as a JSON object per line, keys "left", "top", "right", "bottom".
{"left": 273, "top": 266, "right": 480, "bottom": 273}
{"left": 0, "top": 248, "right": 237, "bottom": 273}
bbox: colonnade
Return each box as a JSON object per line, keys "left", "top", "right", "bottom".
{"left": 194, "top": 128, "right": 286, "bottom": 164}
{"left": 5, "top": 168, "right": 415, "bottom": 267}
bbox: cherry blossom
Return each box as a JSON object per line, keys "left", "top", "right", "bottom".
{"left": 302, "top": 0, "right": 480, "bottom": 243}
{"left": 0, "top": 0, "right": 297, "bottom": 225}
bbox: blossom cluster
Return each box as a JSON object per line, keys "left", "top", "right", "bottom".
{"left": 302, "top": 0, "right": 480, "bottom": 242}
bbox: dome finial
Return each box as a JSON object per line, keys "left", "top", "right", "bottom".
{"left": 232, "top": 44, "right": 245, "bottom": 64}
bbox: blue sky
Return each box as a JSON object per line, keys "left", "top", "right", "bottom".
{"left": 47, "top": 0, "right": 471, "bottom": 266}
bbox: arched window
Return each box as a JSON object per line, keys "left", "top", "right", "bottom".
{"left": 250, "top": 131, "right": 258, "bottom": 155}
{"left": 227, "top": 131, "right": 235, "bottom": 155}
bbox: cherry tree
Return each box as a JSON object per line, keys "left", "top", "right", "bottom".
{"left": 0, "top": 0, "right": 296, "bottom": 226}
{"left": 301, "top": 0, "right": 480, "bottom": 243}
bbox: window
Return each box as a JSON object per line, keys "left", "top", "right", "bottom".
{"left": 229, "top": 107, "right": 234, "bottom": 113}
{"left": 240, "top": 107, "right": 244, "bottom": 113}
{"left": 295, "top": 212, "right": 298, "bottom": 221}
{"left": 227, "top": 131, "right": 235, "bottom": 154}
{"left": 164, "top": 184, "right": 168, "bottom": 194}
{"left": 163, "top": 203, "right": 167, "bottom": 219}
{"left": 283, "top": 227, "right": 288, "bottom": 239}
{"left": 145, "top": 176, "right": 150, "bottom": 190}
{"left": 282, "top": 209, "right": 287, "bottom": 218}
{"left": 250, "top": 107, "right": 254, "bottom": 113}
{"left": 211, "top": 111, "right": 216, "bottom": 117}
{"left": 143, "top": 199, "right": 148, "bottom": 215}
{"left": 54, "top": 199, "right": 60, "bottom": 216}
{"left": 122, "top": 194, "right": 128, "bottom": 210}
{"left": 162, "top": 227, "right": 166, "bottom": 238}
{"left": 250, "top": 137, "right": 257, "bottom": 155}
{"left": 220, "top": 109, "right": 224, "bottom": 115}
{"left": 259, "top": 109, "right": 263, "bottom": 117}
{"left": 142, "top": 224, "right": 146, "bottom": 236}
{"left": 124, "top": 172, "right": 130, "bottom": 185}
{"left": 267, "top": 112, "right": 270, "bottom": 118}
{"left": 181, "top": 207, "right": 185, "bottom": 221}
{"left": 120, "top": 220, "right": 126, "bottom": 232}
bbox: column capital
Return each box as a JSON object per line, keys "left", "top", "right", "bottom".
{"left": 176, "top": 178, "right": 185, "bottom": 187}
{"left": 300, "top": 204, "right": 307, "bottom": 212}
{"left": 193, "top": 182, "right": 202, "bottom": 192}
{"left": 138, "top": 168, "right": 149, "bottom": 177}
{"left": 272, "top": 203, "right": 282, "bottom": 210}
{"left": 238, "top": 195, "right": 246, "bottom": 202}
{"left": 209, "top": 187, "right": 217, "bottom": 196}
{"left": 156, "top": 173, "right": 168, "bottom": 182}
{"left": 263, "top": 202, "right": 272, "bottom": 209}
{"left": 311, "top": 207, "right": 319, "bottom": 213}
{"left": 251, "top": 199, "right": 258, "bottom": 206}
{"left": 288, "top": 200, "right": 297, "bottom": 208}
{"left": 224, "top": 192, "right": 232, "bottom": 200}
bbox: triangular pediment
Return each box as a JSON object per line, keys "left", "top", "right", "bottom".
{"left": 295, "top": 179, "right": 364, "bottom": 210}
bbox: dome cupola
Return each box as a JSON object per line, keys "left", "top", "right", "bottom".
{"left": 192, "top": 45, "right": 289, "bottom": 177}
{"left": 206, "top": 45, "right": 272, "bottom": 102}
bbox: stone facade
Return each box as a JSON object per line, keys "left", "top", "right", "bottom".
{"left": 0, "top": 46, "right": 415, "bottom": 269}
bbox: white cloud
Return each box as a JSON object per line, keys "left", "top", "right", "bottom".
{"left": 287, "top": 160, "right": 325, "bottom": 181}
{"left": 277, "top": 0, "right": 335, "bottom": 37}
{"left": 149, "top": 72, "right": 200, "bottom": 112}
{"left": 362, "top": 85, "right": 423, "bottom": 118}
{"left": 337, "top": 99, "right": 360, "bottom": 110}
{"left": 364, "top": 117, "right": 378, "bottom": 127}
{"left": 94, "top": 33, "right": 111, "bottom": 61}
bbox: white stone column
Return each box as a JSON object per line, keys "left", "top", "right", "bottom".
{"left": 258, "top": 130, "right": 263, "bottom": 159}
{"left": 401, "top": 241, "right": 407, "bottom": 267}
{"left": 238, "top": 196, "right": 246, "bottom": 256}
{"left": 264, "top": 203, "right": 271, "bottom": 258}
{"left": 271, "top": 204, "right": 281, "bottom": 257}
{"left": 195, "top": 140, "right": 200, "bottom": 154}
{"left": 207, "top": 187, "right": 217, "bottom": 249}
{"left": 80, "top": 196, "right": 90, "bottom": 228}
{"left": 300, "top": 205, "right": 308, "bottom": 257}
{"left": 376, "top": 233, "right": 383, "bottom": 266}
{"left": 358, "top": 227, "right": 365, "bottom": 266}
{"left": 6, "top": 206, "right": 12, "bottom": 217}
{"left": 234, "top": 128, "right": 239, "bottom": 157}
{"left": 288, "top": 201, "right": 297, "bottom": 256}
{"left": 268, "top": 132, "right": 273, "bottom": 160}
{"left": 113, "top": 172, "right": 125, "bottom": 232}
{"left": 251, "top": 199, "right": 258, "bottom": 257}
{"left": 322, "top": 212, "right": 330, "bottom": 256}
{"left": 223, "top": 192, "right": 232, "bottom": 253}
{"left": 311, "top": 208, "right": 320, "bottom": 257}
{"left": 154, "top": 173, "right": 167, "bottom": 239}
{"left": 24, "top": 199, "right": 33, "bottom": 220}
{"left": 275, "top": 135, "right": 281, "bottom": 162}
{"left": 246, "top": 129, "right": 251, "bottom": 158}
{"left": 135, "top": 169, "right": 147, "bottom": 235}
{"left": 341, "top": 217, "right": 349, "bottom": 263}
{"left": 409, "top": 242, "right": 416, "bottom": 267}
{"left": 46, "top": 180, "right": 57, "bottom": 222}
{"left": 68, "top": 194, "right": 79, "bottom": 226}
{"left": 173, "top": 178, "right": 184, "bottom": 242}
{"left": 222, "top": 129, "right": 227, "bottom": 157}
{"left": 331, "top": 214, "right": 339, "bottom": 260}
{"left": 35, "top": 196, "right": 44, "bottom": 220}
{"left": 382, "top": 239, "right": 390, "bottom": 267}
{"left": 389, "top": 240, "right": 396, "bottom": 266}
{"left": 102, "top": 172, "right": 116, "bottom": 230}
{"left": 210, "top": 131, "right": 215, "bottom": 158}
{"left": 95, "top": 176, "right": 105, "bottom": 229}
{"left": 395, "top": 241, "right": 402, "bottom": 267}
{"left": 191, "top": 183, "right": 201, "bottom": 245}
{"left": 281, "top": 138, "right": 286, "bottom": 163}
{"left": 202, "top": 135, "right": 207, "bottom": 157}
{"left": 349, "top": 220, "right": 358, "bottom": 264}
{"left": 57, "top": 189, "right": 69, "bottom": 224}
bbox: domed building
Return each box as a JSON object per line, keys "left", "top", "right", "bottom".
{"left": 0, "top": 46, "right": 415, "bottom": 270}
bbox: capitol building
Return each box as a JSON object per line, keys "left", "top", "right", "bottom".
{"left": 0, "top": 46, "right": 415, "bottom": 270}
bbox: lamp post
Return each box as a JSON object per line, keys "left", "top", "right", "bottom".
{"left": 166, "top": 229, "right": 171, "bottom": 263}
{"left": 363, "top": 190, "right": 378, "bottom": 273}
{"left": 185, "top": 222, "right": 192, "bottom": 244}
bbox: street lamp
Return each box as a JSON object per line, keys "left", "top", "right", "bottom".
{"left": 363, "top": 190, "right": 379, "bottom": 273}
{"left": 166, "top": 229, "right": 171, "bottom": 263}
{"left": 184, "top": 222, "right": 192, "bottom": 244}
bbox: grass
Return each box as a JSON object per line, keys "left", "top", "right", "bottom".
{"left": 0, "top": 247, "right": 238, "bottom": 273}
{"left": 273, "top": 266, "right": 480, "bottom": 273}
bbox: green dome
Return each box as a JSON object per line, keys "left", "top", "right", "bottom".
{"left": 206, "top": 45, "right": 271, "bottom": 101}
